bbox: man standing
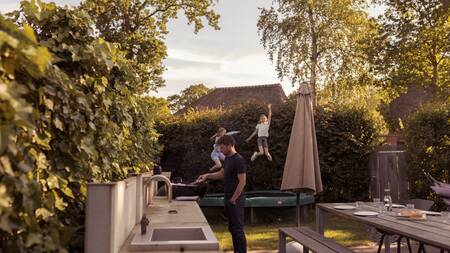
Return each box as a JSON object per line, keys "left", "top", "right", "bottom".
{"left": 196, "top": 135, "right": 247, "bottom": 253}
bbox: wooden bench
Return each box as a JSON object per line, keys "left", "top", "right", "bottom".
{"left": 279, "top": 227, "right": 355, "bottom": 253}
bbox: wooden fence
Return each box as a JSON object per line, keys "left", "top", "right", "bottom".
{"left": 369, "top": 150, "right": 409, "bottom": 203}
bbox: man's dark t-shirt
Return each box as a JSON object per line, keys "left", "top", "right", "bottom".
{"left": 223, "top": 153, "right": 247, "bottom": 198}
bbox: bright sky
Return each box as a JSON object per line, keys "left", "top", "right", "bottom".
{"left": 1, "top": 0, "right": 384, "bottom": 98}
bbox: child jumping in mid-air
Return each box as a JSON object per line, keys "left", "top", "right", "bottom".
{"left": 209, "top": 127, "right": 227, "bottom": 171}
{"left": 245, "top": 104, "right": 272, "bottom": 161}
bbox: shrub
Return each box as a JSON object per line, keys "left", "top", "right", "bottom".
{"left": 158, "top": 101, "right": 379, "bottom": 202}
{"left": 315, "top": 106, "right": 380, "bottom": 202}
{"left": 0, "top": 3, "right": 163, "bottom": 251}
{"left": 404, "top": 102, "right": 450, "bottom": 208}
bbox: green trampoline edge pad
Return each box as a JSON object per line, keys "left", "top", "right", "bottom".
{"left": 198, "top": 192, "right": 315, "bottom": 207}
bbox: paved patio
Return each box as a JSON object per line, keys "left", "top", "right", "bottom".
{"left": 225, "top": 242, "right": 444, "bottom": 252}
{"left": 352, "top": 242, "right": 443, "bottom": 253}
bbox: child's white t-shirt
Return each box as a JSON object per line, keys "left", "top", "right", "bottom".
{"left": 256, "top": 122, "right": 270, "bottom": 137}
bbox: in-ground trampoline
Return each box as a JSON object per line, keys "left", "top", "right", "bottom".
{"left": 199, "top": 190, "right": 315, "bottom": 223}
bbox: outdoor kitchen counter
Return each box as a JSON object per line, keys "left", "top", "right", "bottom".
{"left": 145, "top": 197, "right": 208, "bottom": 226}
{"left": 119, "top": 198, "right": 223, "bottom": 253}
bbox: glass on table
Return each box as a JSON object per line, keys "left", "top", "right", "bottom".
{"left": 372, "top": 198, "right": 384, "bottom": 213}
{"left": 355, "top": 201, "right": 364, "bottom": 209}
{"left": 372, "top": 198, "right": 381, "bottom": 207}
{"left": 406, "top": 203, "right": 415, "bottom": 209}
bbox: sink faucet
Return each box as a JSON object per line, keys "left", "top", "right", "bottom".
{"left": 144, "top": 174, "right": 172, "bottom": 205}
{"left": 140, "top": 214, "right": 149, "bottom": 234}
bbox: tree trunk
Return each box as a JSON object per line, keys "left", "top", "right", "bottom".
{"left": 430, "top": 42, "right": 439, "bottom": 89}
{"left": 310, "top": 35, "right": 318, "bottom": 109}
{"left": 331, "top": 82, "right": 337, "bottom": 103}
{"left": 307, "top": 4, "right": 318, "bottom": 108}
{"left": 432, "top": 62, "right": 438, "bottom": 88}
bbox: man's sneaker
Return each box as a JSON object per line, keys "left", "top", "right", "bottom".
{"left": 267, "top": 154, "right": 273, "bottom": 161}
{"left": 250, "top": 152, "right": 258, "bottom": 161}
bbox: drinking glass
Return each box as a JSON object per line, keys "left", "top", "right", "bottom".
{"left": 379, "top": 202, "right": 386, "bottom": 213}
{"left": 373, "top": 198, "right": 380, "bottom": 207}
{"left": 356, "top": 201, "right": 363, "bottom": 209}
{"left": 374, "top": 200, "right": 384, "bottom": 213}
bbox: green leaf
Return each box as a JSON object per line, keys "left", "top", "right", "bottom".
{"left": 88, "top": 122, "right": 96, "bottom": 130}
{"left": 33, "top": 47, "right": 52, "bottom": 71}
{"left": 0, "top": 31, "right": 19, "bottom": 48}
{"left": 22, "top": 24, "right": 37, "bottom": 42}
{"left": 35, "top": 207, "right": 53, "bottom": 221}
{"left": 0, "top": 184, "right": 11, "bottom": 208}
{"left": 47, "top": 175, "right": 59, "bottom": 189}
{"left": 54, "top": 117, "right": 63, "bottom": 130}
{"left": 44, "top": 98, "right": 54, "bottom": 110}
{"left": 80, "top": 184, "right": 87, "bottom": 197}
{"left": 53, "top": 191, "right": 68, "bottom": 211}
{"left": 36, "top": 152, "right": 49, "bottom": 170}
{"left": 60, "top": 186, "right": 74, "bottom": 199}
{"left": 34, "top": 133, "right": 51, "bottom": 150}
{"left": 80, "top": 137, "right": 95, "bottom": 155}
{"left": 0, "top": 156, "right": 14, "bottom": 176}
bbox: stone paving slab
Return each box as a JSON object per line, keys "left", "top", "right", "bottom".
{"left": 225, "top": 242, "right": 444, "bottom": 253}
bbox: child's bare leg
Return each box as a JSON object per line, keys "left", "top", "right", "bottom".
{"left": 251, "top": 146, "right": 264, "bottom": 161}
{"left": 264, "top": 147, "right": 272, "bottom": 161}
{"left": 209, "top": 159, "right": 222, "bottom": 171}
{"left": 258, "top": 145, "right": 264, "bottom": 155}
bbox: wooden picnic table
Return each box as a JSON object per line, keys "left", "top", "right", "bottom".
{"left": 316, "top": 203, "right": 450, "bottom": 253}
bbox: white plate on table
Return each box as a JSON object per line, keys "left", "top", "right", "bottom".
{"left": 354, "top": 211, "right": 379, "bottom": 217}
{"left": 385, "top": 204, "right": 405, "bottom": 208}
{"left": 421, "top": 210, "right": 442, "bottom": 216}
{"left": 333, "top": 205, "right": 356, "bottom": 210}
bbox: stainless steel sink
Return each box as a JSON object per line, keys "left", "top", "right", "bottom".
{"left": 151, "top": 228, "right": 206, "bottom": 241}
{"left": 130, "top": 226, "right": 219, "bottom": 251}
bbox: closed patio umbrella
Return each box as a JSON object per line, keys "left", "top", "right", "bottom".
{"left": 281, "top": 84, "right": 323, "bottom": 227}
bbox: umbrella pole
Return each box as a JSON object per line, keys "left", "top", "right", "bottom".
{"left": 296, "top": 192, "right": 300, "bottom": 228}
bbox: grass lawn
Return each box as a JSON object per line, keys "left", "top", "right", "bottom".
{"left": 206, "top": 208, "right": 373, "bottom": 251}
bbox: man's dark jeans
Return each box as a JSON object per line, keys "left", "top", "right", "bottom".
{"left": 224, "top": 194, "right": 247, "bottom": 253}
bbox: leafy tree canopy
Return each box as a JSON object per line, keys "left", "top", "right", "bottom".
{"left": 257, "top": 0, "right": 377, "bottom": 105}
{"left": 81, "top": 0, "right": 220, "bottom": 92}
{"left": 368, "top": 0, "right": 450, "bottom": 94}
{"left": 167, "top": 83, "right": 211, "bottom": 112}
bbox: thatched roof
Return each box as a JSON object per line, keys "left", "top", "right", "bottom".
{"left": 175, "top": 83, "right": 287, "bottom": 115}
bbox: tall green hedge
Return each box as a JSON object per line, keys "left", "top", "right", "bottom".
{"left": 404, "top": 103, "right": 450, "bottom": 207}
{"left": 158, "top": 100, "right": 379, "bottom": 202}
{"left": 0, "top": 3, "right": 163, "bottom": 251}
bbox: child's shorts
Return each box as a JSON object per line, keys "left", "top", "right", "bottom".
{"left": 257, "top": 136, "right": 268, "bottom": 148}
{"left": 211, "top": 150, "right": 225, "bottom": 161}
